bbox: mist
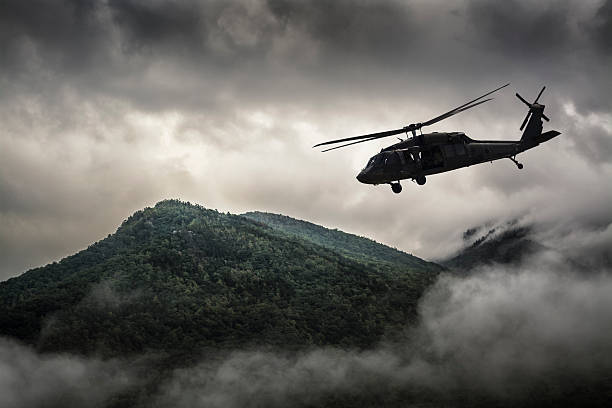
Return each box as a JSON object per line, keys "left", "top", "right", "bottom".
{"left": 0, "top": 337, "right": 133, "bottom": 408}
{"left": 150, "top": 253, "right": 612, "bottom": 407}
{"left": 3, "top": 250, "right": 611, "bottom": 407}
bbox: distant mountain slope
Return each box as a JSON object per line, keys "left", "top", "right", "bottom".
{"left": 0, "top": 200, "right": 441, "bottom": 356}
{"left": 441, "top": 224, "right": 546, "bottom": 271}
{"left": 242, "top": 211, "right": 440, "bottom": 271}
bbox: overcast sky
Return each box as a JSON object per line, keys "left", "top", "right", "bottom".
{"left": 1, "top": 0, "right": 611, "bottom": 280}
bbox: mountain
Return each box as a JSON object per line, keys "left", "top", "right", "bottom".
{"left": 0, "top": 200, "right": 442, "bottom": 356}
{"left": 242, "top": 211, "right": 438, "bottom": 270}
{"left": 441, "top": 223, "right": 546, "bottom": 271}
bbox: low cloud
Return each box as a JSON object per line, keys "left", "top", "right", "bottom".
{"left": 3, "top": 252, "right": 611, "bottom": 407}
{"left": 0, "top": 338, "right": 133, "bottom": 408}
{"left": 81, "top": 280, "right": 143, "bottom": 309}
{"left": 152, "top": 254, "right": 612, "bottom": 407}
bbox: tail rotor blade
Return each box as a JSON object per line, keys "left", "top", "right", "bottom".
{"left": 534, "top": 86, "right": 546, "bottom": 103}
{"left": 516, "top": 93, "right": 531, "bottom": 108}
{"left": 520, "top": 111, "right": 531, "bottom": 131}
{"left": 517, "top": 85, "right": 551, "bottom": 129}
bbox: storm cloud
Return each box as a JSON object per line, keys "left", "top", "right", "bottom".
{"left": 1, "top": 0, "right": 611, "bottom": 279}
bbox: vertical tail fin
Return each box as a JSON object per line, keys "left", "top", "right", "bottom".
{"left": 516, "top": 87, "right": 559, "bottom": 147}
{"left": 520, "top": 104, "right": 544, "bottom": 144}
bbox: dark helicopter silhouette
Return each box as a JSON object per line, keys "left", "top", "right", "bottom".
{"left": 314, "top": 84, "right": 560, "bottom": 193}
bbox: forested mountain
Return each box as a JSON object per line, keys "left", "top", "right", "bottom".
{"left": 242, "top": 211, "right": 438, "bottom": 270}
{"left": 441, "top": 224, "right": 546, "bottom": 271}
{"left": 0, "top": 200, "right": 442, "bottom": 356}
{"left": 2, "top": 202, "right": 607, "bottom": 408}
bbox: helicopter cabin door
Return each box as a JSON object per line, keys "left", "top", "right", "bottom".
{"left": 442, "top": 140, "right": 468, "bottom": 166}
{"left": 421, "top": 146, "right": 444, "bottom": 170}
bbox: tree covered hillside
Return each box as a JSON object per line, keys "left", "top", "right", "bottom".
{"left": 243, "top": 211, "right": 440, "bottom": 271}
{"left": 0, "top": 200, "right": 441, "bottom": 356}
{"left": 441, "top": 225, "right": 546, "bottom": 272}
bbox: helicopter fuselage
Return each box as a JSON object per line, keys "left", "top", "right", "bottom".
{"left": 314, "top": 83, "right": 561, "bottom": 192}
{"left": 356, "top": 130, "right": 559, "bottom": 185}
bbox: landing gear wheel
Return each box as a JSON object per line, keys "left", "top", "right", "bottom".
{"left": 416, "top": 175, "right": 426, "bottom": 185}
{"left": 391, "top": 183, "right": 402, "bottom": 194}
{"left": 510, "top": 156, "right": 523, "bottom": 169}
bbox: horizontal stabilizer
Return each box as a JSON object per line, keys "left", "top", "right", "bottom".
{"left": 535, "top": 130, "right": 561, "bottom": 144}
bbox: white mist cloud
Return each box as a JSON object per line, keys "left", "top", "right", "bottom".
{"left": 2, "top": 252, "right": 612, "bottom": 407}
{"left": 0, "top": 338, "right": 132, "bottom": 408}
{"left": 152, "top": 254, "right": 612, "bottom": 407}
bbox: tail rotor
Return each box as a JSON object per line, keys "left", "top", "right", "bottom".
{"left": 516, "top": 86, "right": 550, "bottom": 131}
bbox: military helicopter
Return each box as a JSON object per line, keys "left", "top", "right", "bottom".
{"left": 314, "top": 83, "right": 561, "bottom": 193}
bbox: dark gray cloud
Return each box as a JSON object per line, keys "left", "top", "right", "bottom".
{"left": 109, "top": 0, "right": 206, "bottom": 53}
{"left": 1, "top": 0, "right": 608, "bottom": 111}
{"left": 266, "top": 0, "right": 417, "bottom": 58}
{"left": 465, "top": 0, "right": 574, "bottom": 57}
{"left": 589, "top": 0, "right": 612, "bottom": 51}
{"left": 0, "top": 0, "right": 106, "bottom": 73}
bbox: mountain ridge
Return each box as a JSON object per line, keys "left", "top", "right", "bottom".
{"left": 0, "top": 199, "right": 442, "bottom": 356}
{"left": 242, "top": 211, "right": 439, "bottom": 270}
{"left": 440, "top": 223, "right": 546, "bottom": 271}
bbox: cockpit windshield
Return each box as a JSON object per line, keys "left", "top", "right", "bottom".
{"left": 367, "top": 154, "right": 383, "bottom": 167}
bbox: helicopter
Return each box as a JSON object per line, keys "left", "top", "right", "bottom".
{"left": 313, "top": 83, "right": 561, "bottom": 193}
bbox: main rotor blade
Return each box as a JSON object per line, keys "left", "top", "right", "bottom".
{"left": 313, "top": 127, "right": 406, "bottom": 148}
{"left": 319, "top": 99, "right": 489, "bottom": 151}
{"left": 313, "top": 82, "right": 508, "bottom": 150}
{"left": 534, "top": 86, "right": 546, "bottom": 104}
{"left": 320, "top": 136, "right": 382, "bottom": 152}
{"left": 421, "top": 98, "right": 493, "bottom": 127}
{"left": 515, "top": 93, "right": 531, "bottom": 107}
{"left": 314, "top": 98, "right": 493, "bottom": 150}
{"left": 420, "top": 83, "right": 509, "bottom": 128}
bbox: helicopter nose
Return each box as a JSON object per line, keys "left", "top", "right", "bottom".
{"left": 356, "top": 170, "right": 368, "bottom": 183}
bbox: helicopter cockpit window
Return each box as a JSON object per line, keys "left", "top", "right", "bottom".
{"left": 367, "top": 154, "right": 384, "bottom": 167}
{"left": 384, "top": 152, "right": 400, "bottom": 167}
{"left": 402, "top": 150, "right": 413, "bottom": 163}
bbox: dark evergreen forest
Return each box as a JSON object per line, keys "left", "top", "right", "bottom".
{"left": 0, "top": 200, "right": 442, "bottom": 357}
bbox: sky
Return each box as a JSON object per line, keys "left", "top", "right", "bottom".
{"left": 1, "top": 0, "right": 612, "bottom": 280}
